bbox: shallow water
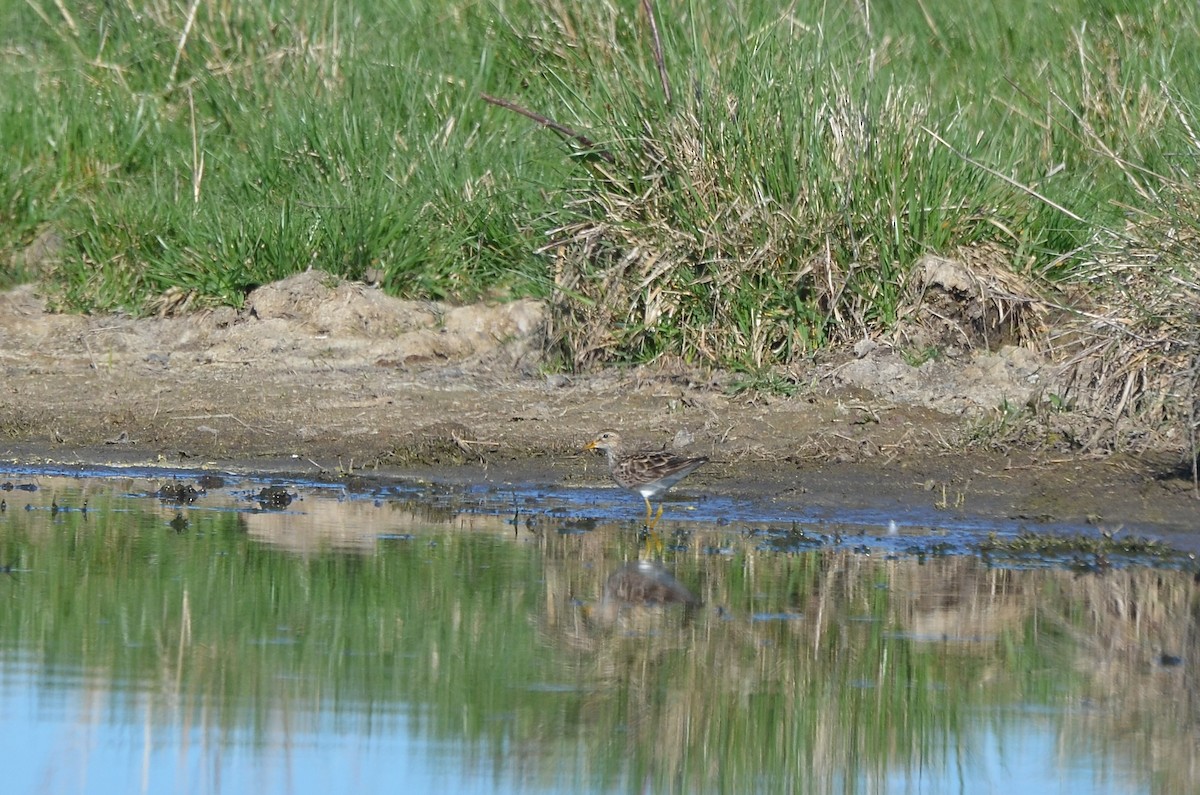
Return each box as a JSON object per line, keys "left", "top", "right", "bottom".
{"left": 0, "top": 467, "right": 1196, "bottom": 794}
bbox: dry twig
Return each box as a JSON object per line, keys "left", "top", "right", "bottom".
{"left": 480, "top": 93, "right": 615, "bottom": 163}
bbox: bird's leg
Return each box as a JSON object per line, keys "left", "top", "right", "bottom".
{"left": 643, "top": 497, "right": 665, "bottom": 531}
{"left": 641, "top": 528, "right": 665, "bottom": 557}
{"left": 638, "top": 498, "right": 665, "bottom": 555}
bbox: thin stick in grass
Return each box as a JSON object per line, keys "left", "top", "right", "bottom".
{"left": 167, "top": 0, "right": 203, "bottom": 93}
{"left": 50, "top": 0, "right": 77, "bottom": 35}
{"left": 188, "top": 87, "right": 203, "bottom": 204}
{"left": 641, "top": 0, "right": 672, "bottom": 106}
{"left": 921, "top": 126, "right": 1087, "bottom": 225}
{"left": 480, "top": 93, "right": 615, "bottom": 163}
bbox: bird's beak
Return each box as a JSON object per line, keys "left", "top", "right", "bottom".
{"left": 581, "top": 440, "right": 598, "bottom": 452}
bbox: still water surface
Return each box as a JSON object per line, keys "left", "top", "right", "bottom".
{"left": 0, "top": 469, "right": 1194, "bottom": 794}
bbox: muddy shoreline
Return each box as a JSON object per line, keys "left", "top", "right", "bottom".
{"left": 0, "top": 275, "right": 1195, "bottom": 547}
{"left": 2, "top": 379, "right": 1194, "bottom": 546}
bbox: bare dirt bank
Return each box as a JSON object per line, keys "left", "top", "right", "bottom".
{"left": 0, "top": 272, "right": 1195, "bottom": 540}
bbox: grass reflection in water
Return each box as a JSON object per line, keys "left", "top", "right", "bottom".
{"left": 0, "top": 475, "right": 1195, "bottom": 794}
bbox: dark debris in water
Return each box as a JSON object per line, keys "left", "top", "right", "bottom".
{"left": 158, "top": 482, "right": 203, "bottom": 504}
{"left": 255, "top": 486, "right": 294, "bottom": 509}
{"left": 196, "top": 474, "right": 226, "bottom": 491}
{"left": 907, "top": 541, "right": 959, "bottom": 562}
{"left": 742, "top": 524, "right": 976, "bottom": 561}
{"left": 745, "top": 525, "right": 831, "bottom": 553}
{"left": 978, "top": 530, "right": 1195, "bottom": 571}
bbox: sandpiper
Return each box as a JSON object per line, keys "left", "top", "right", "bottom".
{"left": 583, "top": 430, "right": 709, "bottom": 528}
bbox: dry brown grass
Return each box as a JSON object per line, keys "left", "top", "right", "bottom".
{"left": 1045, "top": 195, "right": 1200, "bottom": 474}
{"left": 894, "top": 242, "right": 1054, "bottom": 352}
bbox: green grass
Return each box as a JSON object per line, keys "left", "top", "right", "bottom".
{"left": 0, "top": 0, "right": 563, "bottom": 307}
{"left": 1, "top": 0, "right": 1198, "bottom": 374}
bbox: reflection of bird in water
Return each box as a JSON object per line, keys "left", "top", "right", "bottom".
{"left": 588, "top": 560, "right": 700, "bottom": 626}
{"left": 583, "top": 430, "right": 709, "bottom": 529}
{"left": 604, "top": 560, "right": 700, "bottom": 606}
